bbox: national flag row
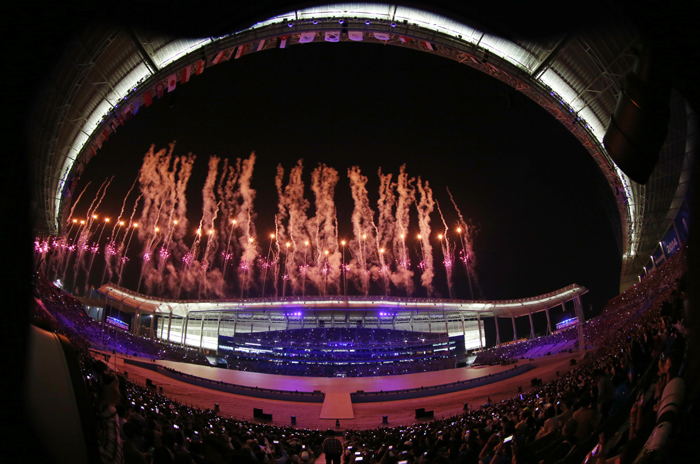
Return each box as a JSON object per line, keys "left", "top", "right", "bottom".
{"left": 88, "top": 32, "right": 436, "bottom": 158}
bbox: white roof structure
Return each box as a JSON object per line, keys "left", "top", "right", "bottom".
{"left": 98, "top": 282, "right": 588, "bottom": 319}
{"left": 29, "top": 3, "right": 693, "bottom": 291}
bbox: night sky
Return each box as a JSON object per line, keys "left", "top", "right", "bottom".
{"left": 70, "top": 39, "right": 621, "bottom": 342}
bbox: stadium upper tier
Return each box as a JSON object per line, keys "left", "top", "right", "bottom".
{"left": 98, "top": 282, "right": 587, "bottom": 318}
{"left": 29, "top": 3, "right": 695, "bottom": 292}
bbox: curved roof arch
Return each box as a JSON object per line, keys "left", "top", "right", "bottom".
{"left": 99, "top": 282, "right": 588, "bottom": 319}
{"left": 29, "top": 3, "right": 693, "bottom": 290}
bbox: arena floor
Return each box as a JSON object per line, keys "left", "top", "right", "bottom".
{"left": 113, "top": 350, "right": 584, "bottom": 431}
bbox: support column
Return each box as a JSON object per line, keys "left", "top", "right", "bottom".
{"left": 512, "top": 315, "right": 518, "bottom": 342}
{"left": 199, "top": 315, "right": 206, "bottom": 351}
{"left": 495, "top": 317, "right": 501, "bottom": 346}
{"left": 545, "top": 308, "right": 552, "bottom": 336}
{"left": 477, "top": 314, "right": 483, "bottom": 348}
{"left": 149, "top": 313, "right": 154, "bottom": 339}
{"left": 181, "top": 314, "right": 190, "bottom": 347}
{"left": 574, "top": 295, "right": 585, "bottom": 357}
{"left": 166, "top": 310, "right": 173, "bottom": 343}
{"left": 528, "top": 311, "right": 535, "bottom": 339}
{"left": 659, "top": 241, "right": 667, "bottom": 261}
{"left": 133, "top": 311, "right": 140, "bottom": 335}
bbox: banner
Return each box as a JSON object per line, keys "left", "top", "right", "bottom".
{"left": 325, "top": 31, "right": 340, "bottom": 42}
{"left": 348, "top": 31, "right": 363, "bottom": 41}
{"left": 373, "top": 32, "right": 391, "bottom": 41}
{"left": 662, "top": 228, "right": 681, "bottom": 258}
{"left": 673, "top": 200, "right": 691, "bottom": 242}
{"left": 299, "top": 32, "right": 316, "bottom": 43}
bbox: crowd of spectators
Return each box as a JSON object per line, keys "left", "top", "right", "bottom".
{"left": 222, "top": 328, "right": 456, "bottom": 377}
{"left": 223, "top": 355, "right": 457, "bottom": 377}
{"left": 31, "top": 246, "right": 690, "bottom": 464}
{"left": 473, "top": 330, "right": 579, "bottom": 365}
{"left": 33, "top": 272, "right": 209, "bottom": 365}
{"left": 233, "top": 328, "right": 447, "bottom": 350}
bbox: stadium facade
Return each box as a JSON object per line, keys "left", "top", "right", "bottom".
{"left": 99, "top": 283, "right": 587, "bottom": 352}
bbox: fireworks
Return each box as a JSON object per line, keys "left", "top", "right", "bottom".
{"left": 105, "top": 242, "right": 117, "bottom": 256}
{"left": 50, "top": 147, "right": 478, "bottom": 299}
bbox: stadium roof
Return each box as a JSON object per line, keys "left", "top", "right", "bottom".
{"left": 28, "top": 3, "right": 693, "bottom": 291}
{"left": 98, "top": 282, "right": 588, "bottom": 318}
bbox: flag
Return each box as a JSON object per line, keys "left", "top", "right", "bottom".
{"left": 90, "top": 146, "right": 97, "bottom": 157}
{"left": 348, "top": 31, "right": 363, "bottom": 41}
{"left": 156, "top": 83, "right": 164, "bottom": 99}
{"left": 110, "top": 120, "right": 118, "bottom": 132}
{"left": 196, "top": 59, "right": 205, "bottom": 75}
{"left": 181, "top": 66, "right": 191, "bottom": 84}
{"left": 134, "top": 99, "right": 141, "bottom": 114}
{"left": 123, "top": 109, "right": 133, "bottom": 122}
{"left": 167, "top": 74, "right": 177, "bottom": 92}
{"left": 144, "top": 90, "right": 153, "bottom": 107}
{"left": 373, "top": 32, "right": 391, "bottom": 41}
{"left": 255, "top": 39, "right": 265, "bottom": 51}
{"left": 299, "top": 32, "right": 315, "bottom": 43}
{"left": 212, "top": 50, "right": 226, "bottom": 64}
{"left": 102, "top": 129, "right": 109, "bottom": 142}
{"left": 325, "top": 31, "right": 340, "bottom": 42}
{"left": 96, "top": 135, "right": 103, "bottom": 149}
{"left": 399, "top": 36, "right": 411, "bottom": 44}
{"left": 277, "top": 35, "right": 290, "bottom": 48}
{"left": 117, "top": 114, "right": 124, "bottom": 125}
{"left": 234, "top": 44, "right": 246, "bottom": 59}
{"left": 422, "top": 41, "right": 435, "bottom": 51}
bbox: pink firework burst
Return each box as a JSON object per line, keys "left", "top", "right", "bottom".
{"left": 120, "top": 256, "right": 129, "bottom": 264}
{"left": 68, "top": 245, "right": 76, "bottom": 251}
{"left": 399, "top": 258, "right": 411, "bottom": 269}
{"left": 105, "top": 242, "right": 117, "bottom": 256}
{"left": 143, "top": 252, "right": 151, "bottom": 262}
{"left": 418, "top": 260, "right": 427, "bottom": 271}
{"left": 200, "top": 260, "right": 209, "bottom": 270}
{"left": 90, "top": 244, "right": 99, "bottom": 253}
{"left": 299, "top": 264, "right": 309, "bottom": 275}
{"left": 282, "top": 274, "right": 289, "bottom": 281}
{"left": 82, "top": 244, "right": 90, "bottom": 251}
{"left": 239, "top": 260, "right": 249, "bottom": 271}
{"left": 182, "top": 253, "right": 194, "bottom": 265}
{"left": 459, "top": 250, "right": 469, "bottom": 265}
{"left": 443, "top": 258, "right": 453, "bottom": 268}
{"left": 221, "top": 251, "right": 232, "bottom": 260}
{"left": 159, "top": 247, "right": 170, "bottom": 260}
{"left": 322, "top": 262, "right": 332, "bottom": 275}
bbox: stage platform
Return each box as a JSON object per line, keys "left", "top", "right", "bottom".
{"left": 154, "top": 358, "right": 515, "bottom": 393}
{"left": 112, "top": 351, "right": 581, "bottom": 429}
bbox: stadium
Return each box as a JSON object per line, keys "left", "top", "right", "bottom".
{"left": 12, "top": 2, "right": 700, "bottom": 464}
